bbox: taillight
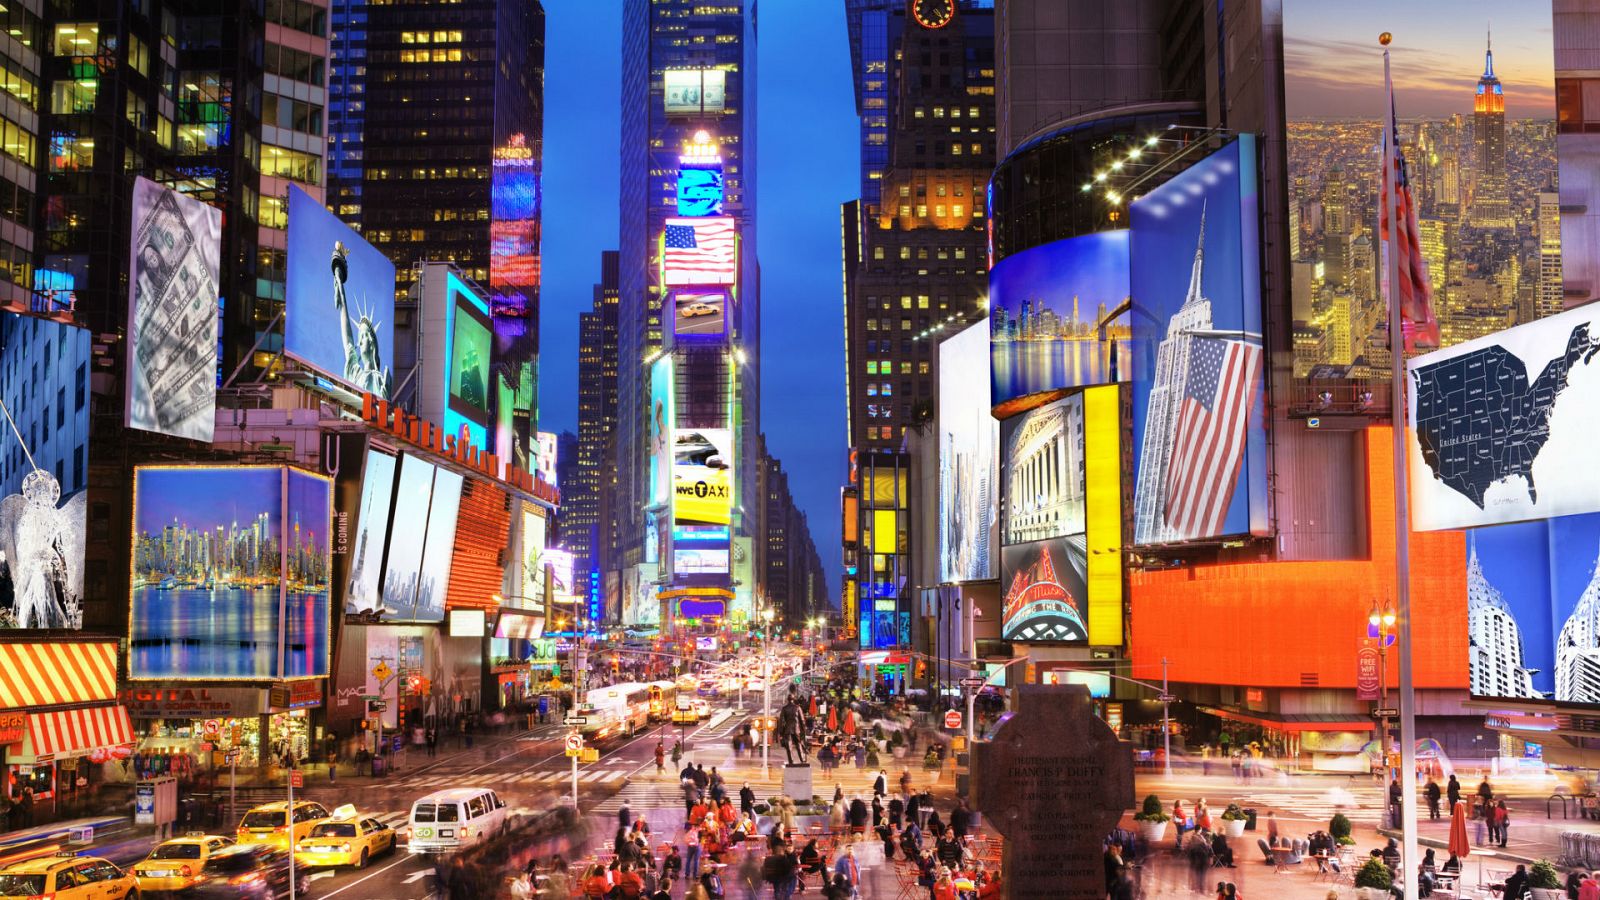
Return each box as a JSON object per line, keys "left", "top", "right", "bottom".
{"left": 180, "top": 865, "right": 193, "bottom": 877}
{"left": 229, "top": 872, "right": 264, "bottom": 886}
{"left": 460, "top": 826, "right": 472, "bottom": 839}
{"left": 25, "top": 893, "right": 55, "bottom": 900}
{"left": 275, "top": 826, "right": 288, "bottom": 833}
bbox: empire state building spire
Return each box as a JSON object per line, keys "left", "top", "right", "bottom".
{"left": 1471, "top": 24, "right": 1511, "bottom": 228}
{"left": 1182, "top": 203, "right": 1208, "bottom": 310}
{"left": 1484, "top": 23, "right": 1494, "bottom": 79}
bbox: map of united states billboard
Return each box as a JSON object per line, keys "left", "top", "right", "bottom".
{"left": 1407, "top": 302, "right": 1600, "bottom": 531}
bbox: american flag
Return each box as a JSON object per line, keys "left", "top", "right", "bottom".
{"left": 1380, "top": 99, "right": 1441, "bottom": 350}
{"left": 662, "top": 216, "right": 737, "bottom": 285}
{"left": 1163, "top": 335, "right": 1262, "bottom": 539}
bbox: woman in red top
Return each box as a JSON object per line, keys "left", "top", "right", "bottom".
{"left": 581, "top": 863, "right": 611, "bottom": 898}
{"left": 614, "top": 863, "right": 646, "bottom": 899}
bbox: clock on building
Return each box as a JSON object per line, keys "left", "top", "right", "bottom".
{"left": 911, "top": 0, "right": 955, "bottom": 29}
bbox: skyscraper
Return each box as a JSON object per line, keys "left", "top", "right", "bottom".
{"left": 1538, "top": 187, "right": 1564, "bottom": 319}
{"left": 1471, "top": 32, "right": 1512, "bottom": 229}
{"left": 353, "top": 0, "right": 546, "bottom": 468}
{"left": 570, "top": 251, "right": 620, "bottom": 588}
{"left": 1466, "top": 541, "right": 1544, "bottom": 700}
{"left": 617, "top": 0, "right": 758, "bottom": 599}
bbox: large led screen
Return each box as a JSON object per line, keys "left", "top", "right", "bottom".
{"left": 285, "top": 184, "right": 396, "bottom": 398}
{"left": 284, "top": 469, "right": 332, "bottom": 678}
{"left": 417, "top": 466, "right": 463, "bottom": 618}
{"left": 673, "top": 289, "right": 728, "bottom": 338}
{"left": 1407, "top": 301, "right": 1600, "bottom": 531}
{"left": 673, "top": 428, "right": 733, "bottom": 527}
{"left": 131, "top": 466, "right": 330, "bottom": 680}
{"left": 382, "top": 455, "right": 440, "bottom": 621}
{"left": 1001, "top": 536, "right": 1089, "bottom": 643}
{"left": 446, "top": 278, "right": 493, "bottom": 449}
{"left": 344, "top": 448, "right": 396, "bottom": 615}
{"left": 125, "top": 177, "right": 221, "bottom": 442}
{"left": 0, "top": 314, "right": 88, "bottom": 629}
{"left": 522, "top": 508, "right": 546, "bottom": 604}
{"left": 661, "top": 217, "right": 737, "bottom": 286}
{"left": 677, "top": 165, "right": 725, "bottom": 217}
{"left": 990, "top": 230, "right": 1130, "bottom": 405}
{"left": 649, "top": 357, "right": 675, "bottom": 507}
{"left": 1130, "top": 135, "right": 1268, "bottom": 545}
{"left": 1284, "top": 4, "right": 1558, "bottom": 378}
{"left": 1000, "top": 394, "right": 1085, "bottom": 546}
{"left": 664, "top": 68, "right": 726, "bottom": 115}
{"left": 939, "top": 321, "right": 998, "bottom": 583}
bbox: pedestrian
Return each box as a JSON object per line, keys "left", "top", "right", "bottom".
{"left": 1495, "top": 799, "right": 1510, "bottom": 848}
{"left": 1389, "top": 778, "right": 1403, "bottom": 828}
{"left": 873, "top": 770, "right": 887, "bottom": 798}
{"left": 1478, "top": 776, "right": 1494, "bottom": 811}
{"left": 619, "top": 801, "right": 633, "bottom": 834}
{"left": 16, "top": 785, "right": 33, "bottom": 829}
{"left": 739, "top": 782, "right": 756, "bottom": 818}
{"left": 951, "top": 798, "right": 971, "bottom": 841}
{"left": 832, "top": 846, "right": 860, "bottom": 898}
{"left": 655, "top": 740, "right": 666, "bottom": 775}
{"left": 888, "top": 795, "right": 904, "bottom": 828}
{"left": 1266, "top": 810, "right": 1279, "bottom": 846}
{"left": 1447, "top": 774, "right": 1462, "bottom": 811}
{"left": 1426, "top": 777, "right": 1442, "bottom": 820}
{"left": 426, "top": 728, "right": 438, "bottom": 757}
{"left": 684, "top": 831, "right": 702, "bottom": 881}
{"left": 1187, "top": 834, "right": 1213, "bottom": 893}
{"left": 899, "top": 769, "right": 912, "bottom": 796}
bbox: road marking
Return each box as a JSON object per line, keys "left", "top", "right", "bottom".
{"left": 309, "top": 871, "right": 336, "bottom": 882}
{"left": 402, "top": 871, "right": 431, "bottom": 884}
{"left": 316, "top": 853, "right": 418, "bottom": 898}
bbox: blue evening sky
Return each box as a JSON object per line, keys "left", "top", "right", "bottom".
{"left": 542, "top": 2, "right": 858, "bottom": 598}
{"left": 135, "top": 467, "right": 282, "bottom": 535}
{"left": 1473, "top": 520, "right": 1554, "bottom": 696}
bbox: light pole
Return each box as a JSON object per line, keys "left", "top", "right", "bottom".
{"left": 1369, "top": 603, "right": 1397, "bottom": 791}
{"left": 760, "top": 607, "right": 775, "bottom": 778}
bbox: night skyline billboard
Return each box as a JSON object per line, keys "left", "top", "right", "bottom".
{"left": 381, "top": 454, "right": 439, "bottom": 621}
{"left": 990, "top": 230, "right": 1130, "bottom": 405}
{"left": 673, "top": 427, "right": 733, "bottom": 527}
{"left": 344, "top": 447, "right": 396, "bottom": 616}
{"left": 1129, "top": 135, "right": 1268, "bottom": 545}
{"left": 1407, "top": 301, "right": 1600, "bottom": 531}
{"left": 413, "top": 466, "right": 463, "bottom": 621}
{"left": 285, "top": 184, "right": 396, "bottom": 398}
{"left": 130, "top": 466, "right": 331, "bottom": 680}
{"left": 0, "top": 314, "right": 89, "bottom": 629}
{"left": 939, "top": 321, "right": 997, "bottom": 583}
{"left": 125, "top": 177, "right": 221, "bottom": 443}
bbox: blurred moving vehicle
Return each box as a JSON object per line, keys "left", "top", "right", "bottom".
{"left": 407, "top": 788, "right": 508, "bottom": 855}
{"left": 188, "top": 844, "right": 309, "bottom": 899}
{"left": 237, "top": 800, "right": 332, "bottom": 850}
{"left": 132, "top": 833, "right": 235, "bottom": 893}
{"left": 0, "top": 852, "right": 137, "bottom": 900}
{"left": 293, "top": 805, "right": 395, "bottom": 869}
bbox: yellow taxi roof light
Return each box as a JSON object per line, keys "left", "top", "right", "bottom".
{"left": 330, "top": 804, "right": 359, "bottom": 821}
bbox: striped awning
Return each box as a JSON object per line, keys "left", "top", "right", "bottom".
{"left": 0, "top": 641, "right": 119, "bottom": 709}
{"left": 10, "top": 706, "right": 136, "bottom": 763}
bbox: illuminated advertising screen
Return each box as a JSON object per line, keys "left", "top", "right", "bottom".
{"left": 673, "top": 428, "right": 733, "bottom": 527}
{"left": 415, "top": 466, "right": 463, "bottom": 618}
{"left": 940, "top": 321, "right": 998, "bottom": 582}
{"left": 446, "top": 275, "right": 494, "bottom": 449}
{"left": 490, "top": 132, "right": 541, "bottom": 291}
{"left": 449, "top": 609, "right": 487, "bottom": 638}
{"left": 285, "top": 184, "right": 396, "bottom": 398}
{"left": 1129, "top": 135, "right": 1267, "bottom": 545}
{"left": 675, "top": 548, "right": 730, "bottom": 575}
{"left": 1001, "top": 536, "right": 1089, "bottom": 643}
{"left": 1284, "top": 3, "right": 1557, "bottom": 377}
{"left": 1081, "top": 385, "right": 1124, "bottom": 646}
{"left": 679, "top": 597, "right": 727, "bottom": 620}
{"left": 131, "top": 466, "right": 331, "bottom": 679}
{"left": 522, "top": 508, "right": 546, "bottom": 604}
{"left": 535, "top": 431, "right": 559, "bottom": 488}
{"left": 664, "top": 68, "right": 726, "bottom": 115}
{"left": 677, "top": 165, "right": 725, "bottom": 217}
{"left": 990, "top": 230, "right": 1130, "bottom": 405}
{"left": 284, "top": 469, "right": 332, "bottom": 678}
{"left": 1000, "top": 394, "right": 1085, "bottom": 545}
{"left": 661, "top": 217, "right": 737, "bottom": 286}
{"left": 0, "top": 314, "right": 89, "bottom": 629}
{"left": 672, "top": 289, "right": 728, "bottom": 338}
{"left": 125, "top": 176, "right": 221, "bottom": 442}
{"left": 381, "top": 455, "right": 447, "bottom": 622}
{"left": 1407, "top": 301, "right": 1600, "bottom": 531}
{"left": 649, "top": 357, "right": 675, "bottom": 507}
{"left": 344, "top": 447, "right": 396, "bottom": 616}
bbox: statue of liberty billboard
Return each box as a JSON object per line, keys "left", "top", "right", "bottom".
{"left": 332, "top": 241, "right": 393, "bottom": 397}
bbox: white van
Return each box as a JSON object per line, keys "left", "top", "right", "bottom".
{"left": 406, "top": 788, "right": 508, "bottom": 854}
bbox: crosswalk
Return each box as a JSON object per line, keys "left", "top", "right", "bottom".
{"left": 1229, "top": 790, "right": 1384, "bottom": 826}
{"left": 384, "top": 768, "right": 632, "bottom": 791}
{"left": 593, "top": 779, "right": 691, "bottom": 814}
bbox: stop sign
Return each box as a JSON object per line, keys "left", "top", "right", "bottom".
{"left": 944, "top": 709, "right": 963, "bottom": 730}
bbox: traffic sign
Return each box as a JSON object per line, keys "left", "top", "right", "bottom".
{"left": 960, "top": 678, "right": 986, "bottom": 688}
{"left": 370, "top": 700, "right": 388, "bottom": 712}
{"left": 202, "top": 719, "right": 220, "bottom": 737}
{"left": 371, "top": 662, "right": 393, "bottom": 682}
{"left": 564, "top": 732, "right": 584, "bottom": 752}
{"left": 360, "top": 694, "right": 381, "bottom": 702}
{"left": 565, "top": 748, "right": 581, "bottom": 758}
{"left": 1372, "top": 707, "right": 1399, "bottom": 718}
{"left": 1156, "top": 694, "right": 1177, "bottom": 703}
{"left": 580, "top": 747, "right": 599, "bottom": 763}
{"left": 564, "top": 715, "right": 588, "bottom": 726}
{"left": 290, "top": 770, "right": 304, "bottom": 788}
{"left": 225, "top": 750, "right": 241, "bottom": 766}
{"left": 943, "top": 709, "right": 963, "bottom": 730}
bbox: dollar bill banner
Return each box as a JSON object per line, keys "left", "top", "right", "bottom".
{"left": 125, "top": 177, "right": 222, "bottom": 442}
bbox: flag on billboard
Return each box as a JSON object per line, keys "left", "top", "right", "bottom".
{"left": 662, "top": 216, "right": 736, "bottom": 285}
{"left": 1162, "top": 336, "right": 1263, "bottom": 539}
{"left": 1380, "top": 97, "right": 1441, "bottom": 350}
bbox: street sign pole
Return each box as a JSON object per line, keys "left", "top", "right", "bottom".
{"left": 287, "top": 767, "right": 297, "bottom": 900}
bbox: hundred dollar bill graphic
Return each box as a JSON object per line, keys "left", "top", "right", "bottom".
{"left": 125, "top": 177, "right": 222, "bottom": 442}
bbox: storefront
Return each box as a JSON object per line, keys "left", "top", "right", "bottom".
{"left": 0, "top": 639, "right": 137, "bottom": 823}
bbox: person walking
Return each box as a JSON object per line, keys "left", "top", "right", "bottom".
{"left": 739, "top": 782, "right": 756, "bottom": 818}
{"left": 426, "top": 728, "right": 438, "bottom": 757}
{"left": 1447, "top": 773, "right": 1462, "bottom": 811}
{"left": 951, "top": 799, "right": 971, "bottom": 841}
{"left": 1495, "top": 799, "right": 1511, "bottom": 849}
{"left": 655, "top": 740, "right": 666, "bottom": 775}
{"left": 831, "top": 846, "right": 860, "bottom": 899}
{"left": 1425, "top": 777, "right": 1442, "bottom": 820}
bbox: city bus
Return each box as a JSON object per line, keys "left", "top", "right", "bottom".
{"left": 578, "top": 682, "right": 652, "bottom": 743}
{"left": 646, "top": 681, "right": 679, "bottom": 722}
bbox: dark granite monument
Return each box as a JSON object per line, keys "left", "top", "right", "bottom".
{"left": 971, "top": 683, "right": 1135, "bottom": 900}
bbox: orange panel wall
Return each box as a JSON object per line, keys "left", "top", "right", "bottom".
{"left": 1129, "top": 427, "right": 1467, "bottom": 689}
{"left": 446, "top": 480, "right": 512, "bottom": 612}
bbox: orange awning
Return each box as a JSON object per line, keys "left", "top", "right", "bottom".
{"left": 11, "top": 706, "right": 136, "bottom": 763}
{"left": 1201, "top": 705, "right": 1374, "bottom": 734}
{"left": 0, "top": 641, "right": 118, "bottom": 709}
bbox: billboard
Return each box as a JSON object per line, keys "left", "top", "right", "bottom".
{"left": 675, "top": 548, "right": 730, "bottom": 575}
{"left": 130, "top": 466, "right": 331, "bottom": 680}
{"left": 1284, "top": 3, "right": 1557, "bottom": 376}
{"left": 649, "top": 356, "right": 675, "bottom": 507}
{"left": 1407, "top": 301, "right": 1600, "bottom": 531}
{"left": 990, "top": 230, "right": 1130, "bottom": 405}
{"left": 661, "top": 217, "right": 737, "bottom": 286}
{"left": 940, "top": 320, "right": 997, "bottom": 582}
{"left": 677, "top": 165, "right": 725, "bottom": 217}
{"left": 0, "top": 314, "right": 89, "bottom": 629}
{"left": 1001, "top": 536, "right": 1090, "bottom": 643}
{"left": 446, "top": 277, "right": 494, "bottom": 449}
{"left": 125, "top": 176, "right": 221, "bottom": 442}
{"left": 1130, "top": 135, "right": 1267, "bottom": 545}
{"left": 381, "top": 455, "right": 444, "bottom": 621}
{"left": 522, "top": 508, "right": 546, "bottom": 605}
{"left": 673, "top": 428, "right": 733, "bottom": 527}
{"left": 415, "top": 466, "right": 463, "bottom": 619}
{"left": 672, "top": 289, "right": 728, "bottom": 338}
{"left": 344, "top": 447, "right": 396, "bottom": 616}
{"left": 535, "top": 431, "right": 559, "bottom": 488}
{"left": 285, "top": 184, "right": 396, "bottom": 397}
{"left": 664, "top": 68, "right": 726, "bottom": 115}
{"left": 1081, "top": 385, "right": 1125, "bottom": 646}
{"left": 1001, "top": 394, "right": 1084, "bottom": 545}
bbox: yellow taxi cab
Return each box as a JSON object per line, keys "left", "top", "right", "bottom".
{"left": 236, "top": 799, "right": 332, "bottom": 850}
{"left": 0, "top": 852, "right": 137, "bottom": 900}
{"left": 672, "top": 702, "right": 699, "bottom": 725}
{"left": 294, "top": 804, "right": 396, "bottom": 869}
{"left": 131, "top": 833, "right": 235, "bottom": 893}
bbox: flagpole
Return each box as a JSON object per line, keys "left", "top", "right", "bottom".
{"left": 1381, "top": 33, "right": 1421, "bottom": 900}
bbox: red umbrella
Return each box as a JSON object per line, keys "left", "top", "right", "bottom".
{"left": 808, "top": 695, "right": 818, "bottom": 717}
{"left": 827, "top": 707, "right": 838, "bottom": 731}
{"left": 843, "top": 710, "right": 858, "bottom": 736}
{"left": 1448, "top": 799, "right": 1471, "bottom": 860}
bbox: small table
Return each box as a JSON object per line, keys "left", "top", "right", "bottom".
{"left": 1271, "top": 846, "right": 1297, "bottom": 873}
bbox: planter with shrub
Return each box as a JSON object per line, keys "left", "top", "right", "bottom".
{"left": 1529, "top": 859, "right": 1564, "bottom": 900}
{"left": 1220, "top": 803, "right": 1248, "bottom": 838}
{"left": 1354, "top": 857, "right": 1392, "bottom": 900}
{"left": 1134, "top": 794, "right": 1170, "bottom": 842}
{"left": 1330, "top": 812, "right": 1356, "bottom": 846}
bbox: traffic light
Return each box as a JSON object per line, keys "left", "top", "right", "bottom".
{"left": 915, "top": 660, "right": 927, "bottom": 679}
{"left": 359, "top": 719, "right": 370, "bottom": 731}
{"left": 406, "top": 674, "right": 424, "bottom": 694}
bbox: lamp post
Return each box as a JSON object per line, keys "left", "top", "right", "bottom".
{"left": 1369, "top": 603, "right": 1398, "bottom": 794}
{"left": 760, "top": 606, "right": 775, "bottom": 777}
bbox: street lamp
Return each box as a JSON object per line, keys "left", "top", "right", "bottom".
{"left": 1369, "top": 603, "right": 1398, "bottom": 789}
{"left": 760, "top": 606, "right": 775, "bottom": 777}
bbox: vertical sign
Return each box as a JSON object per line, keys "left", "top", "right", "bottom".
{"left": 1356, "top": 646, "right": 1382, "bottom": 701}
